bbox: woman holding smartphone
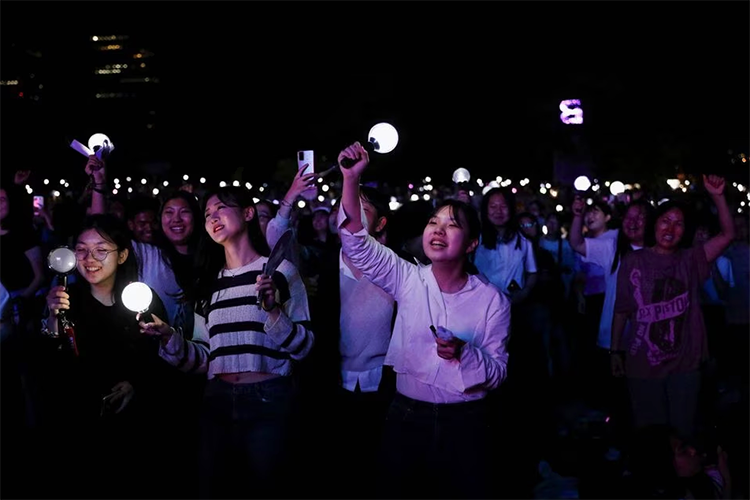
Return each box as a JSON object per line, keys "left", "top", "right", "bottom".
{"left": 336, "top": 142, "right": 510, "bottom": 499}
{"left": 138, "top": 186, "right": 314, "bottom": 499}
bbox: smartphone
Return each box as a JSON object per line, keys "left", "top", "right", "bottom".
{"left": 297, "top": 150, "right": 316, "bottom": 200}
{"left": 33, "top": 195, "right": 44, "bottom": 215}
{"left": 297, "top": 150, "right": 314, "bottom": 176}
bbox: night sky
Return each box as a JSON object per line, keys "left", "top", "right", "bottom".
{"left": 2, "top": 1, "right": 748, "bottom": 187}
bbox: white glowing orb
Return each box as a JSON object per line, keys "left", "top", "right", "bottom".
{"left": 574, "top": 176, "right": 591, "bottom": 191}
{"left": 609, "top": 181, "right": 625, "bottom": 196}
{"left": 47, "top": 247, "right": 77, "bottom": 274}
{"left": 452, "top": 168, "right": 471, "bottom": 184}
{"left": 368, "top": 123, "right": 399, "bottom": 154}
{"left": 88, "top": 133, "right": 114, "bottom": 153}
{"left": 122, "top": 282, "right": 153, "bottom": 313}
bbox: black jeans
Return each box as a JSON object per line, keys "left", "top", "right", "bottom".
{"left": 378, "top": 392, "right": 491, "bottom": 499}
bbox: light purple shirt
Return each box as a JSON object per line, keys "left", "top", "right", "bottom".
{"left": 338, "top": 205, "right": 510, "bottom": 404}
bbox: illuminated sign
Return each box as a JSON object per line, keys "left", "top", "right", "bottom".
{"left": 560, "top": 99, "right": 583, "bottom": 125}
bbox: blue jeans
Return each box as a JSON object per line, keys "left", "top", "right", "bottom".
{"left": 198, "top": 376, "right": 296, "bottom": 499}
{"left": 379, "top": 392, "right": 491, "bottom": 499}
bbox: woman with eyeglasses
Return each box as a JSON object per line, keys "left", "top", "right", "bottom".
{"left": 39, "top": 214, "right": 169, "bottom": 498}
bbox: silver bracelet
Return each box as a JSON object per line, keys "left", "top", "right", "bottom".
{"left": 40, "top": 318, "right": 59, "bottom": 338}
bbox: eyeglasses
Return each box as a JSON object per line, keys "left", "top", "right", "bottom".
{"left": 75, "top": 248, "right": 119, "bottom": 261}
{"left": 519, "top": 222, "right": 536, "bottom": 229}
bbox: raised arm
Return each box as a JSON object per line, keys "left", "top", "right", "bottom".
{"left": 338, "top": 142, "right": 369, "bottom": 234}
{"left": 569, "top": 194, "right": 587, "bottom": 256}
{"left": 702, "top": 175, "right": 735, "bottom": 264}
{"left": 266, "top": 167, "right": 317, "bottom": 248}
{"left": 85, "top": 155, "right": 107, "bottom": 215}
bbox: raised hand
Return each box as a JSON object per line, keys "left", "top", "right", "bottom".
{"left": 703, "top": 174, "right": 726, "bottom": 197}
{"left": 288, "top": 166, "right": 317, "bottom": 199}
{"left": 85, "top": 155, "right": 106, "bottom": 185}
{"left": 571, "top": 194, "right": 586, "bottom": 217}
{"left": 338, "top": 142, "right": 369, "bottom": 179}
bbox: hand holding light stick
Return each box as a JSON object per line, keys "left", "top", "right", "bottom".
{"left": 340, "top": 122, "right": 399, "bottom": 168}
{"left": 122, "top": 282, "right": 154, "bottom": 324}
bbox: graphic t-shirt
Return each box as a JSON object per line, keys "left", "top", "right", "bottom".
{"left": 614, "top": 246, "right": 710, "bottom": 379}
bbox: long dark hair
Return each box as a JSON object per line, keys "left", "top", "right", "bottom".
{"left": 76, "top": 214, "right": 138, "bottom": 306}
{"left": 480, "top": 187, "right": 522, "bottom": 250}
{"left": 612, "top": 199, "right": 653, "bottom": 274}
{"left": 193, "top": 187, "right": 270, "bottom": 312}
{"left": 154, "top": 190, "right": 202, "bottom": 301}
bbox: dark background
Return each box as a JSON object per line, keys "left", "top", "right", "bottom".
{"left": 0, "top": 32, "right": 750, "bottom": 188}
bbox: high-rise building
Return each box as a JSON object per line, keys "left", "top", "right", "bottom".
{"left": 0, "top": 41, "right": 45, "bottom": 103}
{"left": 89, "top": 34, "right": 161, "bottom": 131}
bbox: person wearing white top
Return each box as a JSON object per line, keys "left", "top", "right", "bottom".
{"left": 337, "top": 142, "right": 510, "bottom": 499}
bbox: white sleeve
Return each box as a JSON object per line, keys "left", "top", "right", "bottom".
{"left": 583, "top": 237, "right": 616, "bottom": 270}
{"left": 266, "top": 213, "right": 291, "bottom": 249}
{"left": 158, "top": 312, "right": 210, "bottom": 374}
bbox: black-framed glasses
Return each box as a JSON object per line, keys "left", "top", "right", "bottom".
{"left": 519, "top": 222, "right": 536, "bottom": 229}
{"left": 75, "top": 248, "right": 119, "bottom": 262}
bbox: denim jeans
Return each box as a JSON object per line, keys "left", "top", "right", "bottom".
{"left": 378, "top": 392, "right": 491, "bottom": 499}
{"left": 198, "top": 376, "right": 296, "bottom": 499}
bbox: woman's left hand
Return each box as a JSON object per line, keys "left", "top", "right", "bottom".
{"left": 256, "top": 274, "right": 279, "bottom": 313}
{"left": 435, "top": 327, "right": 466, "bottom": 360}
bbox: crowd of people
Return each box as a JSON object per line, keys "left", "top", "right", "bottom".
{"left": 0, "top": 144, "right": 748, "bottom": 499}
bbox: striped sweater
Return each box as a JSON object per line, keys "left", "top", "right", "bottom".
{"left": 158, "top": 257, "right": 314, "bottom": 379}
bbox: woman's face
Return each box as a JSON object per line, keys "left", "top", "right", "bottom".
{"left": 75, "top": 228, "right": 127, "bottom": 288}
{"left": 545, "top": 214, "right": 560, "bottom": 236}
{"left": 204, "top": 194, "right": 249, "bottom": 245}
{"left": 486, "top": 192, "right": 510, "bottom": 228}
{"left": 312, "top": 210, "right": 329, "bottom": 233}
{"left": 161, "top": 197, "right": 195, "bottom": 247}
{"left": 255, "top": 202, "right": 273, "bottom": 237}
{"left": 585, "top": 206, "right": 610, "bottom": 234}
{"left": 0, "top": 189, "right": 8, "bottom": 222}
{"left": 622, "top": 205, "right": 647, "bottom": 244}
{"left": 422, "top": 205, "right": 477, "bottom": 264}
{"left": 693, "top": 226, "right": 710, "bottom": 245}
{"left": 518, "top": 216, "right": 538, "bottom": 239}
{"left": 654, "top": 207, "right": 685, "bottom": 252}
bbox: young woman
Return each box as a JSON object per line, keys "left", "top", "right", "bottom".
{"left": 41, "top": 214, "right": 169, "bottom": 498}
{"left": 337, "top": 142, "right": 510, "bottom": 499}
{"left": 138, "top": 186, "right": 314, "bottom": 499}
{"left": 475, "top": 187, "right": 537, "bottom": 303}
{"left": 611, "top": 175, "right": 734, "bottom": 441}
{"left": 87, "top": 156, "right": 200, "bottom": 333}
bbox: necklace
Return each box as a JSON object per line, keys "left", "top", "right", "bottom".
{"left": 221, "top": 254, "right": 261, "bottom": 278}
{"left": 222, "top": 267, "right": 238, "bottom": 278}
